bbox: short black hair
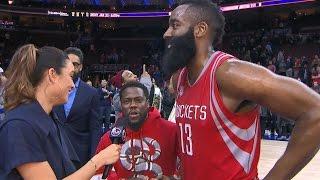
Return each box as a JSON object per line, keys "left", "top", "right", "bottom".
{"left": 64, "top": 47, "right": 84, "bottom": 64}
{"left": 120, "top": 81, "right": 149, "bottom": 100}
{"left": 178, "top": 0, "right": 225, "bottom": 46}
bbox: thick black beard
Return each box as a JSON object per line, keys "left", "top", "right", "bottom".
{"left": 126, "top": 110, "right": 148, "bottom": 132}
{"left": 161, "top": 28, "right": 196, "bottom": 80}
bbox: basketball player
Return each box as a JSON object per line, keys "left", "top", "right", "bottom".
{"left": 162, "top": 0, "right": 320, "bottom": 179}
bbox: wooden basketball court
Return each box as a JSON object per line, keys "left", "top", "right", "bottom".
{"left": 259, "top": 140, "right": 320, "bottom": 179}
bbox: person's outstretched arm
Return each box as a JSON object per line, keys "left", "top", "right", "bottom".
{"left": 217, "top": 59, "right": 320, "bottom": 180}
{"left": 17, "top": 144, "right": 120, "bottom": 180}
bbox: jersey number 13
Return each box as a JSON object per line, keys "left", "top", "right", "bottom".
{"left": 179, "top": 123, "right": 193, "bottom": 156}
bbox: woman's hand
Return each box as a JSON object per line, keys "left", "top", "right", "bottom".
{"left": 96, "top": 144, "right": 121, "bottom": 167}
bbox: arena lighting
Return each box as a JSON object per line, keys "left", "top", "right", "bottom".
{"left": 261, "top": 0, "right": 315, "bottom": 7}
{"left": 89, "top": 12, "right": 169, "bottom": 18}
{"left": 0, "top": 0, "right": 314, "bottom": 18}
{"left": 0, "top": 20, "right": 14, "bottom": 25}
{"left": 220, "top": 0, "right": 316, "bottom": 12}
{"left": 8, "top": 0, "right": 13, "bottom": 5}
{"left": 52, "top": 11, "right": 169, "bottom": 18}
{"left": 63, "top": 0, "right": 316, "bottom": 17}
{"left": 48, "top": 10, "right": 69, "bottom": 17}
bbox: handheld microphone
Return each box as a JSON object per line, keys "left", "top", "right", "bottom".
{"left": 101, "top": 125, "right": 126, "bottom": 179}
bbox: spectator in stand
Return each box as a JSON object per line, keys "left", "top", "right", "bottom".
{"left": 299, "top": 63, "right": 312, "bottom": 87}
{"left": 277, "top": 50, "right": 284, "bottom": 62}
{"left": 267, "top": 60, "right": 276, "bottom": 73}
{"left": 153, "top": 66, "right": 162, "bottom": 85}
{"left": 119, "top": 49, "right": 126, "bottom": 63}
{"left": 266, "top": 42, "right": 272, "bottom": 54}
{"left": 301, "top": 56, "right": 309, "bottom": 67}
{"left": 312, "top": 55, "right": 320, "bottom": 67}
{"left": 277, "top": 57, "right": 287, "bottom": 76}
{"left": 312, "top": 66, "right": 319, "bottom": 77}
{"left": 293, "top": 57, "right": 302, "bottom": 79}
{"left": 311, "top": 65, "right": 320, "bottom": 86}
{"left": 149, "top": 78, "right": 163, "bottom": 112}
{"left": 313, "top": 82, "right": 320, "bottom": 94}
{"left": 98, "top": 79, "right": 113, "bottom": 132}
{"left": 109, "top": 48, "right": 119, "bottom": 64}
{"left": 317, "top": 64, "right": 320, "bottom": 76}
{"left": 285, "top": 56, "right": 294, "bottom": 78}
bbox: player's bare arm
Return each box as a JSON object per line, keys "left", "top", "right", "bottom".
{"left": 217, "top": 59, "right": 320, "bottom": 179}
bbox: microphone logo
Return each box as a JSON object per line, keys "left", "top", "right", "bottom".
{"left": 111, "top": 127, "right": 122, "bottom": 136}
{"left": 110, "top": 126, "right": 126, "bottom": 143}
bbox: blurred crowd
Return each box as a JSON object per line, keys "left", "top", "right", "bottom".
{"left": 1, "top": 12, "right": 320, "bottom": 142}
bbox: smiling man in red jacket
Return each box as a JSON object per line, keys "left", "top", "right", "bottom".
{"left": 95, "top": 81, "right": 179, "bottom": 179}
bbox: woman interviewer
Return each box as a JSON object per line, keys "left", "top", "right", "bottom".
{"left": 0, "top": 44, "right": 120, "bottom": 179}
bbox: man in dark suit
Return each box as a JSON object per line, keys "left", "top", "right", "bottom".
{"left": 54, "top": 47, "right": 101, "bottom": 169}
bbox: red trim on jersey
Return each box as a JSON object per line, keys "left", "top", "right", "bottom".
{"left": 209, "top": 52, "right": 260, "bottom": 174}
{"left": 212, "top": 55, "right": 260, "bottom": 126}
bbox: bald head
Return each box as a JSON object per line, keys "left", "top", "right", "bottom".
{"left": 122, "top": 70, "right": 138, "bottom": 84}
